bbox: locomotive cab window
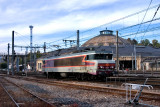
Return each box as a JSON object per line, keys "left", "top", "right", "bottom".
{"left": 95, "top": 54, "right": 112, "bottom": 60}
{"left": 43, "top": 60, "right": 45, "bottom": 64}
{"left": 85, "top": 54, "right": 94, "bottom": 60}
{"left": 86, "top": 54, "right": 112, "bottom": 60}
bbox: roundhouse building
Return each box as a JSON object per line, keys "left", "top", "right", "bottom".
{"left": 82, "top": 29, "right": 130, "bottom": 47}
{"left": 81, "top": 29, "right": 160, "bottom": 71}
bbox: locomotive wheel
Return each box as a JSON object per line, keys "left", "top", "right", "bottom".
{"left": 60, "top": 73, "right": 68, "bottom": 78}
{"left": 81, "top": 74, "right": 85, "bottom": 80}
{"left": 87, "top": 76, "right": 91, "bottom": 81}
{"left": 76, "top": 74, "right": 81, "bottom": 80}
{"left": 90, "top": 75, "right": 96, "bottom": 80}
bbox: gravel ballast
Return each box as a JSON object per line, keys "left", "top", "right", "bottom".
{"left": 5, "top": 77, "right": 159, "bottom": 107}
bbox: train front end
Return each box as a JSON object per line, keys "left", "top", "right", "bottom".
{"left": 97, "top": 60, "right": 115, "bottom": 77}
{"left": 85, "top": 52, "right": 115, "bottom": 77}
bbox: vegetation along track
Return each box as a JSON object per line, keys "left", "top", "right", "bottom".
{"left": 9, "top": 76, "right": 160, "bottom": 104}
{"left": 0, "top": 76, "right": 54, "bottom": 107}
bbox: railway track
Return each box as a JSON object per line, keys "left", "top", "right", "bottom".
{"left": 105, "top": 76, "right": 160, "bottom": 90}
{"left": 0, "top": 77, "right": 54, "bottom": 107}
{"left": 8, "top": 76, "right": 160, "bottom": 106}
{"left": 17, "top": 73, "right": 160, "bottom": 92}
{"left": 0, "top": 81, "right": 16, "bottom": 106}
{"left": 24, "top": 72, "right": 160, "bottom": 88}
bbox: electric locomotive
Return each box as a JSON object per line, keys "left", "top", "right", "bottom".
{"left": 40, "top": 51, "right": 115, "bottom": 79}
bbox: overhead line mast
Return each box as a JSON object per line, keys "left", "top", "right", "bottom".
{"left": 11, "top": 31, "right": 14, "bottom": 75}
{"left": 29, "top": 25, "right": 33, "bottom": 71}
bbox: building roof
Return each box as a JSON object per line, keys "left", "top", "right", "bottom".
{"left": 96, "top": 45, "right": 160, "bottom": 57}
{"left": 82, "top": 29, "right": 130, "bottom": 47}
{"left": 41, "top": 45, "right": 160, "bottom": 60}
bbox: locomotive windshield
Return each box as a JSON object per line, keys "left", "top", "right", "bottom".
{"left": 86, "top": 54, "right": 112, "bottom": 60}
{"left": 43, "top": 60, "right": 45, "bottom": 64}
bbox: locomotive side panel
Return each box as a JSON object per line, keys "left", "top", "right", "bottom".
{"left": 85, "top": 60, "right": 98, "bottom": 75}
{"left": 42, "top": 55, "right": 95, "bottom": 73}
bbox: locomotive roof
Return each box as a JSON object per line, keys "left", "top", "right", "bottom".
{"left": 42, "top": 51, "right": 112, "bottom": 60}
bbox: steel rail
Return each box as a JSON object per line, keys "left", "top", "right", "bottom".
{"left": 0, "top": 81, "right": 20, "bottom": 107}
{"left": 11, "top": 76, "right": 160, "bottom": 102}
{"left": 4, "top": 78, "right": 54, "bottom": 107}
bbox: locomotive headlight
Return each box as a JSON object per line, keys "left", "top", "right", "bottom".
{"left": 98, "top": 66, "right": 103, "bottom": 69}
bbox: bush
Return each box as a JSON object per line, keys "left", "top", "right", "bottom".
{"left": 0, "top": 63, "right": 7, "bottom": 69}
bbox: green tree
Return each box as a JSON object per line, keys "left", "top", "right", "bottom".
{"left": 0, "top": 63, "right": 7, "bottom": 69}
{"left": 132, "top": 39, "right": 138, "bottom": 45}
{"left": 127, "top": 38, "right": 138, "bottom": 45}
{"left": 152, "top": 39, "right": 160, "bottom": 48}
{"left": 140, "top": 39, "right": 150, "bottom": 46}
{"left": 127, "top": 38, "right": 132, "bottom": 44}
{"left": 36, "top": 50, "right": 42, "bottom": 59}
{"left": 26, "top": 51, "right": 42, "bottom": 63}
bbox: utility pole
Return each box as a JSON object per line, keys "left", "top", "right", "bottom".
{"left": 116, "top": 31, "right": 119, "bottom": 74}
{"left": 77, "top": 30, "right": 79, "bottom": 51}
{"left": 156, "top": 60, "right": 158, "bottom": 72}
{"left": 25, "top": 47, "right": 28, "bottom": 77}
{"left": 44, "top": 42, "right": 46, "bottom": 53}
{"left": 132, "top": 53, "right": 134, "bottom": 71}
{"left": 134, "top": 45, "right": 137, "bottom": 70}
{"left": 29, "top": 25, "right": 33, "bottom": 71}
{"left": 11, "top": 31, "right": 14, "bottom": 75}
{"left": 34, "top": 47, "right": 36, "bottom": 72}
{"left": 16, "top": 56, "right": 19, "bottom": 72}
{"left": 22, "top": 55, "right": 24, "bottom": 71}
{"left": 7, "top": 43, "right": 10, "bottom": 75}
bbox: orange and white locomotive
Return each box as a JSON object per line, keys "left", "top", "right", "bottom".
{"left": 40, "top": 51, "right": 115, "bottom": 79}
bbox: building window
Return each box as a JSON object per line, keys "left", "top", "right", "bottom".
{"left": 40, "top": 63, "right": 42, "bottom": 69}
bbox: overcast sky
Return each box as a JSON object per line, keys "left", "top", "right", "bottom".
{"left": 0, "top": 0, "right": 160, "bottom": 54}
